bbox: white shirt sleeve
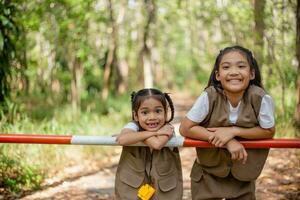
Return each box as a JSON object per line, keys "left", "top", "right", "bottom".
{"left": 258, "top": 95, "right": 275, "bottom": 129}
{"left": 122, "top": 122, "right": 139, "bottom": 131}
{"left": 186, "top": 91, "right": 209, "bottom": 123}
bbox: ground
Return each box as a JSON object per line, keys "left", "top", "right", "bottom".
{"left": 17, "top": 148, "right": 300, "bottom": 200}
{"left": 8, "top": 92, "right": 300, "bottom": 200}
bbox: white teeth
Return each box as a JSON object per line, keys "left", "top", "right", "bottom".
{"left": 228, "top": 79, "right": 241, "bottom": 83}
{"left": 147, "top": 123, "right": 158, "bottom": 128}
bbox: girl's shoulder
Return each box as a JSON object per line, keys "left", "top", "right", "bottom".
{"left": 204, "top": 85, "right": 217, "bottom": 93}
{"left": 247, "top": 85, "right": 266, "bottom": 98}
{"left": 204, "top": 86, "right": 224, "bottom": 100}
{"left": 204, "top": 86, "right": 219, "bottom": 97}
{"left": 123, "top": 121, "right": 140, "bottom": 131}
{"left": 245, "top": 85, "right": 273, "bottom": 110}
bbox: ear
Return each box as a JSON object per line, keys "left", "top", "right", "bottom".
{"left": 133, "top": 111, "right": 138, "bottom": 121}
{"left": 250, "top": 69, "right": 255, "bottom": 80}
{"left": 215, "top": 70, "right": 220, "bottom": 81}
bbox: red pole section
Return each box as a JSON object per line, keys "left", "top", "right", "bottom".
{"left": 0, "top": 134, "right": 72, "bottom": 144}
{"left": 183, "top": 138, "right": 300, "bottom": 148}
{"left": 0, "top": 134, "right": 300, "bottom": 148}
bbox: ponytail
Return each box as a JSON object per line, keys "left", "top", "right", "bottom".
{"left": 164, "top": 93, "right": 175, "bottom": 122}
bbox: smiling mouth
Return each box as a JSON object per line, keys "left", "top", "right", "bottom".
{"left": 227, "top": 79, "right": 242, "bottom": 84}
{"left": 146, "top": 122, "right": 160, "bottom": 128}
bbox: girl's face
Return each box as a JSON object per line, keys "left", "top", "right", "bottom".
{"left": 134, "top": 97, "right": 167, "bottom": 132}
{"left": 216, "top": 51, "right": 255, "bottom": 95}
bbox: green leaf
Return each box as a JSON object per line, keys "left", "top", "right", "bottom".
{"left": 0, "top": 32, "right": 4, "bottom": 51}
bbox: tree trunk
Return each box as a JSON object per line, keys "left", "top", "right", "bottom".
{"left": 117, "top": 59, "right": 128, "bottom": 94}
{"left": 70, "top": 57, "right": 83, "bottom": 113}
{"left": 143, "top": 48, "right": 153, "bottom": 88}
{"left": 102, "top": 0, "right": 120, "bottom": 99}
{"left": 266, "top": 36, "right": 286, "bottom": 115}
{"left": 254, "top": 0, "right": 266, "bottom": 66}
{"left": 115, "top": 0, "right": 127, "bottom": 94}
{"left": 295, "top": 0, "right": 300, "bottom": 127}
{"left": 138, "top": 0, "right": 156, "bottom": 88}
{"left": 102, "top": 45, "right": 116, "bottom": 100}
{"left": 19, "top": 29, "right": 29, "bottom": 94}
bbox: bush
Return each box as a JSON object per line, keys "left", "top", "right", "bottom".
{"left": 0, "top": 148, "right": 43, "bottom": 195}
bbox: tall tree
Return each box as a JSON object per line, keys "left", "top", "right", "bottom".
{"left": 63, "top": 1, "right": 90, "bottom": 112}
{"left": 253, "top": 0, "right": 266, "bottom": 66}
{"left": 295, "top": 0, "right": 300, "bottom": 127}
{"left": 114, "top": 0, "right": 127, "bottom": 94}
{"left": 0, "top": 1, "right": 19, "bottom": 108}
{"left": 138, "top": 0, "right": 156, "bottom": 88}
{"left": 102, "top": 0, "right": 120, "bottom": 99}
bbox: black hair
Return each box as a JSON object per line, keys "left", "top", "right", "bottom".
{"left": 130, "top": 88, "right": 174, "bottom": 123}
{"left": 207, "top": 45, "right": 263, "bottom": 91}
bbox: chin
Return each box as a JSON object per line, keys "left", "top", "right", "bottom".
{"left": 226, "top": 86, "right": 246, "bottom": 93}
{"left": 230, "top": 88, "right": 244, "bottom": 93}
{"left": 147, "top": 127, "right": 160, "bottom": 132}
{"left": 144, "top": 125, "right": 163, "bottom": 132}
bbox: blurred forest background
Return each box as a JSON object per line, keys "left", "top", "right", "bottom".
{"left": 0, "top": 0, "right": 299, "bottom": 197}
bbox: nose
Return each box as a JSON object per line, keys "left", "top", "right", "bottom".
{"left": 148, "top": 112, "right": 157, "bottom": 120}
{"left": 229, "top": 66, "right": 239, "bottom": 75}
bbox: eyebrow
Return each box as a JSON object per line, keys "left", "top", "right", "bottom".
{"left": 220, "top": 61, "right": 248, "bottom": 65}
{"left": 139, "top": 106, "right": 164, "bottom": 110}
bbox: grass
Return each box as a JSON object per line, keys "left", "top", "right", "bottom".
{"left": 0, "top": 94, "right": 131, "bottom": 196}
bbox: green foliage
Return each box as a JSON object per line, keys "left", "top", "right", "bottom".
{"left": 0, "top": 0, "right": 19, "bottom": 108}
{"left": 0, "top": 94, "right": 130, "bottom": 196}
{"left": 0, "top": 147, "right": 43, "bottom": 194}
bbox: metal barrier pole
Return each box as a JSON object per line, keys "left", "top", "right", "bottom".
{"left": 0, "top": 134, "right": 299, "bottom": 148}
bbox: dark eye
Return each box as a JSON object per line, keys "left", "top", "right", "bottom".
{"left": 156, "top": 109, "right": 163, "bottom": 113}
{"left": 222, "top": 66, "right": 229, "bottom": 70}
{"left": 239, "top": 65, "right": 246, "bottom": 68}
{"left": 141, "top": 111, "right": 148, "bottom": 115}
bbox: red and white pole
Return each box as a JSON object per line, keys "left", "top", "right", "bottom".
{"left": 0, "top": 134, "right": 299, "bottom": 148}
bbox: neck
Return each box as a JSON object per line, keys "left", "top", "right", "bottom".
{"left": 224, "top": 90, "right": 245, "bottom": 107}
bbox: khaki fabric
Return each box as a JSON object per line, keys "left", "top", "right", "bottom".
{"left": 115, "top": 146, "right": 183, "bottom": 200}
{"left": 195, "top": 85, "right": 269, "bottom": 181}
{"left": 115, "top": 146, "right": 149, "bottom": 200}
{"left": 191, "top": 85, "right": 270, "bottom": 199}
{"left": 190, "top": 162, "right": 255, "bottom": 200}
{"left": 150, "top": 147, "right": 183, "bottom": 200}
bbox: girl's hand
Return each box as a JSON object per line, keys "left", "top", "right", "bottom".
{"left": 157, "top": 124, "right": 174, "bottom": 138}
{"left": 207, "top": 127, "right": 235, "bottom": 147}
{"left": 225, "top": 139, "right": 247, "bottom": 164}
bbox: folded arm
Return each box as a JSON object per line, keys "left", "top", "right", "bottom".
{"left": 143, "top": 124, "right": 174, "bottom": 150}
{"left": 116, "top": 124, "right": 174, "bottom": 149}
{"left": 208, "top": 126, "right": 275, "bottom": 147}
{"left": 179, "top": 117, "right": 211, "bottom": 141}
{"left": 116, "top": 128, "right": 157, "bottom": 145}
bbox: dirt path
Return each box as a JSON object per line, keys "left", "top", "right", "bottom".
{"left": 19, "top": 148, "right": 299, "bottom": 200}
{"left": 18, "top": 93, "right": 300, "bottom": 200}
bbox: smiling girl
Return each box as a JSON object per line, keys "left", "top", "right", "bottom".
{"left": 115, "top": 88, "right": 183, "bottom": 200}
{"left": 180, "top": 45, "right": 275, "bottom": 199}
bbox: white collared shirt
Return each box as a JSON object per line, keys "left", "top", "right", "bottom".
{"left": 187, "top": 91, "right": 275, "bottom": 128}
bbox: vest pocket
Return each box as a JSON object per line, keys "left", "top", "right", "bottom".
{"left": 158, "top": 176, "right": 177, "bottom": 192}
{"left": 156, "top": 159, "right": 175, "bottom": 176}
{"left": 120, "top": 170, "right": 144, "bottom": 188}
{"left": 190, "top": 161, "right": 203, "bottom": 182}
{"left": 231, "top": 149, "right": 269, "bottom": 181}
{"left": 126, "top": 152, "right": 145, "bottom": 172}
{"left": 197, "top": 149, "right": 222, "bottom": 167}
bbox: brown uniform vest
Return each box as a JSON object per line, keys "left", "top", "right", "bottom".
{"left": 115, "top": 145, "right": 183, "bottom": 200}
{"left": 194, "top": 85, "right": 270, "bottom": 181}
